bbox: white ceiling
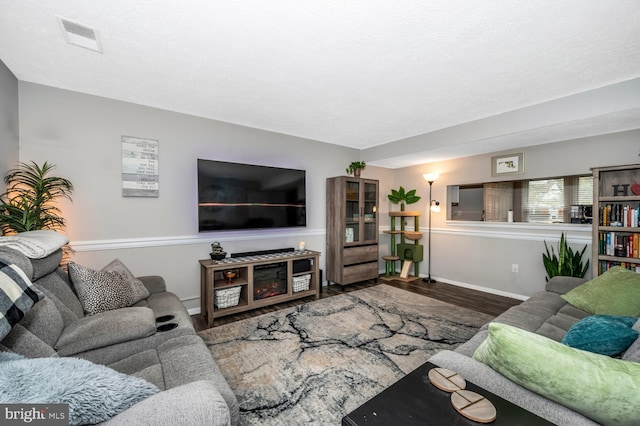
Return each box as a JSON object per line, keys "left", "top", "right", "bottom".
{"left": 1, "top": 1, "right": 640, "bottom": 168}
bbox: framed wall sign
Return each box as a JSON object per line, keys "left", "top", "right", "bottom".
{"left": 122, "top": 136, "right": 159, "bottom": 197}
{"left": 491, "top": 152, "right": 524, "bottom": 177}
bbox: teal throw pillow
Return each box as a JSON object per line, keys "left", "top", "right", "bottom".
{"left": 473, "top": 322, "right": 640, "bottom": 426}
{"left": 561, "top": 266, "right": 640, "bottom": 316}
{"left": 561, "top": 315, "right": 639, "bottom": 356}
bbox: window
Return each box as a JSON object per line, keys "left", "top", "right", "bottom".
{"left": 448, "top": 175, "right": 593, "bottom": 224}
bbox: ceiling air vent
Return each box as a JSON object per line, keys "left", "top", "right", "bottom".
{"left": 57, "top": 16, "right": 102, "bottom": 53}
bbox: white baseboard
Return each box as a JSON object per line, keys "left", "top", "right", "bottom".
{"left": 428, "top": 276, "right": 529, "bottom": 301}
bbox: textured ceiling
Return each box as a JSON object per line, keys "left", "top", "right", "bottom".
{"left": 1, "top": 1, "right": 640, "bottom": 168}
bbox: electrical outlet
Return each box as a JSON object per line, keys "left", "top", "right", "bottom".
{"left": 512, "top": 264, "right": 519, "bottom": 273}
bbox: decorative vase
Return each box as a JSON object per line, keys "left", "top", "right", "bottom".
{"left": 224, "top": 270, "right": 237, "bottom": 284}
{"left": 354, "top": 169, "right": 361, "bottom": 178}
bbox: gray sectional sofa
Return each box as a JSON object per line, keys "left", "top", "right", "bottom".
{"left": 0, "top": 244, "right": 239, "bottom": 425}
{"left": 429, "top": 275, "right": 638, "bottom": 425}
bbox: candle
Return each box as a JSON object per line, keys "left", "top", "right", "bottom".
{"left": 298, "top": 241, "right": 306, "bottom": 251}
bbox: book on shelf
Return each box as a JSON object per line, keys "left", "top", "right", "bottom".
{"left": 598, "top": 231, "right": 640, "bottom": 259}
{"left": 599, "top": 260, "right": 640, "bottom": 274}
{"left": 598, "top": 203, "right": 640, "bottom": 227}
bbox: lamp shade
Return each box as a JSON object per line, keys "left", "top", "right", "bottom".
{"left": 430, "top": 201, "right": 441, "bottom": 213}
{"left": 423, "top": 172, "right": 440, "bottom": 183}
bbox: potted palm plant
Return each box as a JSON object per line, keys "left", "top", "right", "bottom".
{"left": 346, "top": 161, "right": 366, "bottom": 177}
{"left": 0, "top": 161, "right": 74, "bottom": 235}
{"left": 388, "top": 186, "right": 421, "bottom": 211}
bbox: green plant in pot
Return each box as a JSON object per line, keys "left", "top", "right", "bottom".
{"left": 0, "top": 161, "right": 74, "bottom": 235}
{"left": 388, "top": 186, "right": 421, "bottom": 211}
{"left": 542, "top": 232, "right": 589, "bottom": 281}
{"left": 346, "top": 161, "right": 366, "bottom": 177}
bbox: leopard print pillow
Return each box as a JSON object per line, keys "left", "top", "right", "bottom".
{"left": 101, "top": 259, "right": 150, "bottom": 304}
{"left": 68, "top": 262, "right": 135, "bottom": 315}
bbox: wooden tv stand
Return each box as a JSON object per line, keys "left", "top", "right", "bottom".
{"left": 199, "top": 250, "right": 320, "bottom": 327}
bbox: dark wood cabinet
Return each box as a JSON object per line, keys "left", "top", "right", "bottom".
{"left": 326, "top": 176, "right": 379, "bottom": 286}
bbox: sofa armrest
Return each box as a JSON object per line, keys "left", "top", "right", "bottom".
{"left": 138, "top": 275, "right": 166, "bottom": 294}
{"left": 101, "top": 380, "right": 231, "bottom": 426}
{"left": 545, "top": 276, "right": 587, "bottom": 294}
{"left": 55, "top": 307, "right": 156, "bottom": 356}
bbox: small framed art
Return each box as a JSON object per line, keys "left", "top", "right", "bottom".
{"left": 491, "top": 152, "right": 524, "bottom": 177}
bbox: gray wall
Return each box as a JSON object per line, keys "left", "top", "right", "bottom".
{"left": 0, "top": 60, "right": 19, "bottom": 191}
{"left": 14, "top": 79, "right": 640, "bottom": 309}
{"left": 386, "top": 130, "right": 639, "bottom": 298}
{"left": 18, "top": 82, "right": 388, "bottom": 311}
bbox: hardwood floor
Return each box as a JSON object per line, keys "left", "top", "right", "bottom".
{"left": 192, "top": 277, "right": 522, "bottom": 332}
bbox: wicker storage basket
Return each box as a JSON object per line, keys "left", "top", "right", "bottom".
{"left": 292, "top": 274, "right": 311, "bottom": 292}
{"left": 214, "top": 286, "right": 242, "bottom": 308}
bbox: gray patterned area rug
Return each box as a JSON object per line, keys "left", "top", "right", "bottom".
{"left": 199, "top": 284, "right": 493, "bottom": 425}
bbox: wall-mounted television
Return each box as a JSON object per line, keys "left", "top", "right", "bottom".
{"left": 198, "top": 159, "right": 306, "bottom": 231}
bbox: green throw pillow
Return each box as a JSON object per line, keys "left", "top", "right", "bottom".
{"left": 561, "top": 315, "right": 639, "bottom": 356}
{"left": 473, "top": 322, "right": 640, "bottom": 426}
{"left": 561, "top": 266, "right": 640, "bottom": 316}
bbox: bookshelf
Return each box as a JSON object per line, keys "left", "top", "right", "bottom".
{"left": 592, "top": 164, "right": 640, "bottom": 275}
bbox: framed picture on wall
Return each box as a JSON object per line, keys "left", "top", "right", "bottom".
{"left": 491, "top": 152, "right": 524, "bottom": 177}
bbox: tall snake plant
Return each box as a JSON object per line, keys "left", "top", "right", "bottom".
{"left": 542, "top": 232, "right": 589, "bottom": 281}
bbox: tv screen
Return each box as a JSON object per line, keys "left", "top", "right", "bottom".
{"left": 198, "top": 159, "right": 306, "bottom": 231}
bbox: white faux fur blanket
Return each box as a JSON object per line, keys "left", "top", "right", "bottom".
{"left": 0, "top": 230, "right": 69, "bottom": 259}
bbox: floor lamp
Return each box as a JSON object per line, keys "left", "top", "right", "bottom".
{"left": 422, "top": 173, "right": 440, "bottom": 283}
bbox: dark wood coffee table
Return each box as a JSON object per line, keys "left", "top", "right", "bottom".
{"left": 342, "top": 361, "right": 555, "bottom": 425}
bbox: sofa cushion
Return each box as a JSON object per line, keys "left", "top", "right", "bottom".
{"left": 68, "top": 262, "right": 138, "bottom": 315}
{"left": 561, "top": 266, "right": 640, "bottom": 316}
{"left": 55, "top": 306, "right": 156, "bottom": 356}
{"left": 29, "top": 249, "right": 63, "bottom": 280}
{"left": 102, "top": 259, "right": 150, "bottom": 304}
{"left": 622, "top": 319, "right": 640, "bottom": 362}
{"left": 0, "top": 247, "right": 33, "bottom": 279}
{"left": 0, "top": 324, "right": 58, "bottom": 358}
{"left": 545, "top": 276, "right": 587, "bottom": 295}
{"left": 0, "top": 259, "right": 45, "bottom": 339}
{"left": 35, "top": 271, "right": 84, "bottom": 320}
{"left": 8, "top": 297, "right": 64, "bottom": 349}
{"left": 562, "top": 315, "right": 638, "bottom": 356}
{"left": 473, "top": 322, "right": 640, "bottom": 426}
{"left": 0, "top": 351, "right": 159, "bottom": 426}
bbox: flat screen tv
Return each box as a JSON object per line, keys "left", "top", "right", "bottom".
{"left": 198, "top": 159, "right": 306, "bottom": 231}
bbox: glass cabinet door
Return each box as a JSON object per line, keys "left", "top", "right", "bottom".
{"left": 363, "top": 182, "right": 378, "bottom": 242}
{"left": 345, "top": 180, "right": 360, "bottom": 243}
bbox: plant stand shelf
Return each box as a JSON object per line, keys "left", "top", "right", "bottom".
{"left": 380, "top": 210, "right": 422, "bottom": 282}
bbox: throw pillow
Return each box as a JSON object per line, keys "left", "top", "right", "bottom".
{"left": 561, "top": 266, "right": 640, "bottom": 316}
{"left": 473, "top": 322, "right": 640, "bottom": 426}
{"left": 68, "top": 262, "right": 135, "bottom": 315}
{"left": 0, "top": 259, "right": 45, "bottom": 340}
{"left": 622, "top": 318, "right": 640, "bottom": 362}
{"left": 0, "top": 352, "right": 159, "bottom": 426}
{"left": 102, "top": 259, "right": 150, "bottom": 304}
{"left": 561, "top": 315, "right": 639, "bottom": 356}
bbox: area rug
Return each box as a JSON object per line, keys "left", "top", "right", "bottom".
{"left": 199, "top": 284, "right": 494, "bottom": 425}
